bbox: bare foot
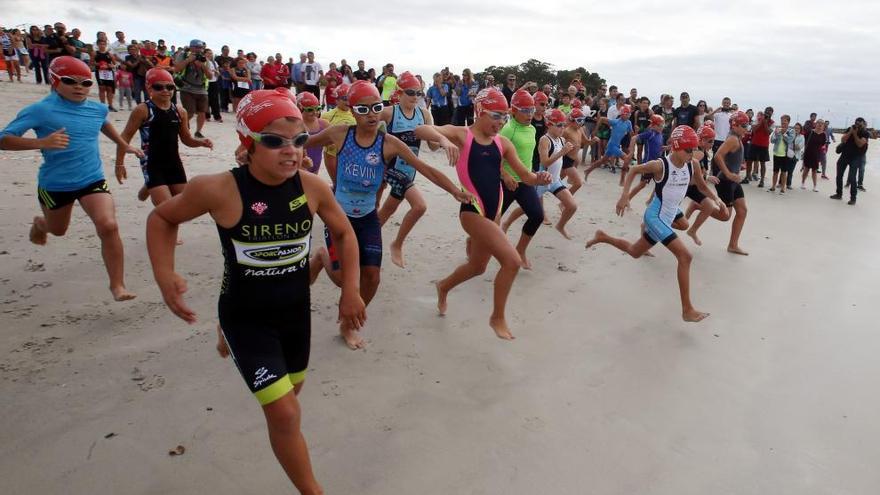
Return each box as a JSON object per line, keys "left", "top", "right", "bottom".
{"left": 519, "top": 253, "right": 532, "bottom": 270}
{"left": 555, "top": 223, "right": 573, "bottom": 240}
{"left": 176, "top": 238, "right": 184, "bottom": 246}
{"left": 542, "top": 217, "right": 552, "bottom": 226}
{"left": 389, "top": 241, "right": 405, "bottom": 268}
{"left": 585, "top": 230, "right": 607, "bottom": 249}
{"left": 727, "top": 246, "right": 749, "bottom": 256}
{"left": 436, "top": 282, "right": 448, "bottom": 316}
{"left": 110, "top": 285, "right": 137, "bottom": 301}
{"left": 137, "top": 185, "right": 149, "bottom": 202}
{"left": 643, "top": 251, "right": 655, "bottom": 257}
{"left": 687, "top": 228, "right": 702, "bottom": 246}
{"left": 501, "top": 220, "right": 512, "bottom": 234}
{"left": 340, "top": 324, "right": 365, "bottom": 350}
{"left": 29, "top": 216, "right": 48, "bottom": 245}
{"left": 682, "top": 309, "right": 710, "bottom": 322}
{"left": 215, "top": 325, "right": 230, "bottom": 358}
{"left": 489, "top": 316, "right": 515, "bottom": 340}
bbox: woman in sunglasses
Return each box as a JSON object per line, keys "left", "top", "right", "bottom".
{"left": 147, "top": 89, "right": 365, "bottom": 494}
{"left": 0, "top": 56, "right": 142, "bottom": 301}
{"left": 414, "top": 87, "right": 552, "bottom": 340}
{"left": 376, "top": 71, "right": 438, "bottom": 269}
{"left": 296, "top": 91, "right": 329, "bottom": 174}
{"left": 586, "top": 125, "right": 710, "bottom": 323}
{"left": 306, "top": 80, "right": 471, "bottom": 349}
{"left": 115, "top": 68, "right": 213, "bottom": 206}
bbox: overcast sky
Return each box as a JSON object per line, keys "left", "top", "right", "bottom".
{"left": 7, "top": 0, "right": 879, "bottom": 126}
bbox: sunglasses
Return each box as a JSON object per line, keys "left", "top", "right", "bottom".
{"left": 402, "top": 89, "right": 424, "bottom": 97}
{"left": 251, "top": 132, "right": 310, "bottom": 149}
{"left": 484, "top": 111, "right": 509, "bottom": 123}
{"left": 572, "top": 117, "right": 585, "bottom": 125}
{"left": 151, "top": 83, "right": 175, "bottom": 91}
{"left": 302, "top": 106, "right": 322, "bottom": 113}
{"left": 682, "top": 148, "right": 697, "bottom": 154}
{"left": 552, "top": 122, "right": 566, "bottom": 128}
{"left": 57, "top": 76, "right": 93, "bottom": 87}
{"left": 737, "top": 124, "right": 748, "bottom": 129}
{"left": 351, "top": 103, "right": 385, "bottom": 115}
{"left": 513, "top": 107, "right": 536, "bottom": 116}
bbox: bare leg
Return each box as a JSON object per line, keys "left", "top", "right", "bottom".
{"left": 665, "top": 237, "right": 709, "bottom": 322}
{"left": 436, "top": 212, "right": 522, "bottom": 339}
{"left": 501, "top": 206, "right": 525, "bottom": 234}
{"left": 514, "top": 233, "right": 534, "bottom": 270}
{"left": 386, "top": 187, "right": 426, "bottom": 268}
{"left": 686, "top": 198, "right": 719, "bottom": 246}
{"left": 339, "top": 266, "right": 380, "bottom": 349}
{"left": 78, "top": 193, "right": 135, "bottom": 301}
{"left": 727, "top": 198, "right": 748, "bottom": 255}
{"left": 262, "top": 391, "right": 324, "bottom": 495}
{"left": 215, "top": 325, "right": 230, "bottom": 358}
{"left": 563, "top": 167, "right": 583, "bottom": 195}
{"left": 585, "top": 229, "right": 653, "bottom": 258}
{"left": 628, "top": 180, "right": 648, "bottom": 201}
{"left": 554, "top": 189, "right": 577, "bottom": 239}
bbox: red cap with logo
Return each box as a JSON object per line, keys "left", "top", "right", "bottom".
{"left": 569, "top": 108, "right": 585, "bottom": 121}
{"left": 296, "top": 91, "right": 320, "bottom": 108}
{"left": 511, "top": 89, "right": 535, "bottom": 110}
{"left": 334, "top": 83, "right": 351, "bottom": 100}
{"left": 146, "top": 68, "right": 174, "bottom": 88}
{"left": 236, "top": 88, "right": 303, "bottom": 147}
{"left": 49, "top": 56, "right": 92, "bottom": 86}
{"left": 729, "top": 110, "right": 750, "bottom": 127}
{"left": 546, "top": 109, "right": 567, "bottom": 125}
{"left": 649, "top": 114, "right": 665, "bottom": 127}
{"left": 698, "top": 125, "right": 716, "bottom": 140}
{"left": 396, "top": 71, "right": 420, "bottom": 91}
{"left": 533, "top": 91, "right": 549, "bottom": 105}
{"left": 474, "top": 88, "right": 509, "bottom": 114}
{"left": 670, "top": 125, "right": 699, "bottom": 150}
{"left": 618, "top": 104, "right": 633, "bottom": 118}
{"left": 347, "top": 80, "right": 381, "bottom": 105}
{"left": 572, "top": 99, "right": 583, "bottom": 109}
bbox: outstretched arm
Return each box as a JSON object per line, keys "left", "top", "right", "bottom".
{"left": 500, "top": 136, "right": 550, "bottom": 187}
{"left": 114, "top": 105, "right": 148, "bottom": 184}
{"left": 387, "top": 135, "right": 470, "bottom": 203}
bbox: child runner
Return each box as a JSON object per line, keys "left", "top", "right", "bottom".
{"left": 305, "top": 80, "right": 471, "bottom": 349}
{"left": 320, "top": 83, "right": 354, "bottom": 182}
{"left": 376, "top": 71, "right": 439, "bottom": 268}
{"left": 585, "top": 125, "right": 711, "bottom": 323}
{"left": 296, "top": 91, "right": 329, "bottom": 174}
{"left": 116, "top": 68, "right": 213, "bottom": 206}
{"left": 415, "top": 88, "right": 552, "bottom": 340}
{"left": 146, "top": 88, "right": 366, "bottom": 494}
{"left": 560, "top": 108, "right": 589, "bottom": 195}
{"left": 0, "top": 56, "right": 141, "bottom": 300}
{"left": 502, "top": 108, "right": 577, "bottom": 239}
{"left": 115, "top": 64, "right": 134, "bottom": 111}
{"left": 682, "top": 125, "right": 728, "bottom": 246}
{"left": 627, "top": 113, "right": 667, "bottom": 201}
{"left": 585, "top": 104, "right": 635, "bottom": 185}
{"left": 708, "top": 110, "right": 751, "bottom": 255}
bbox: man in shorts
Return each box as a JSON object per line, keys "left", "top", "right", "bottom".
{"left": 174, "top": 39, "right": 212, "bottom": 138}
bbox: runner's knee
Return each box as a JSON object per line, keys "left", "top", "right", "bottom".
{"left": 93, "top": 217, "right": 119, "bottom": 238}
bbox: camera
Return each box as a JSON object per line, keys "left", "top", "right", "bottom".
{"left": 195, "top": 54, "right": 206, "bottom": 62}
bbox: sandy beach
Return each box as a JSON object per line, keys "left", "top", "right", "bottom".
{"left": 2, "top": 80, "right": 879, "bottom": 495}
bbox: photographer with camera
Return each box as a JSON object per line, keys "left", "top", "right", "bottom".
{"left": 830, "top": 117, "right": 870, "bottom": 205}
{"left": 124, "top": 43, "right": 153, "bottom": 104}
{"left": 174, "top": 39, "right": 212, "bottom": 138}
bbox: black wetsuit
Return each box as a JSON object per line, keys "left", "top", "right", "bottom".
{"left": 216, "top": 166, "right": 313, "bottom": 405}
{"left": 531, "top": 115, "right": 547, "bottom": 171}
{"left": 138, "top": 100, "right": 185, "bottom": 188}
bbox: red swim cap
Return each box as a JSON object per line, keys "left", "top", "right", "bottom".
{"left": 618, "top": 104, "right": 633, "bottom": 118}
{"left": 49, "top": 56, "right": 92, "bottom": 86}
{"left": 396, "top": 71, "right": 420, "bottom": 91}
{"left": 474, "top": 88, "right": 508, "bottom": 114}
{"left": 698, "top": 125, "right": 716, "bottom": 140}
{"left": 236, "top": 88, "right": 303, "bottom": 147}
{"left": 702, "top": 120, "right": 715, "bottom": 128}
{"left": 296, "top": 91, "right": 320, "bottom": 108}
{"left": 334, "top": 83, "right": 351, "bottom": 100}
{"left": 649, "top": 114, "right": 665, "bottom": 127}
{"left": 510, "top": 89, "right": 535, "bottom": 110}
{"left": 145, "top": 68, "right": 173, "bottom": 87}
{"left": 347, "top": 80, "right": 381, "bottom": 105}
{"left": 670, "top": 125, "right": 699, "bottom": 150}
{"left": 729, "top": 110, "right": 750, "bottom": 127}
{"left": 533, "top": 91, "right": 549, "bottom": 105}
{"left": 569, "top": 108, "right": 585, "bottom": 120}
{"left": 572, "top": 99, "right": 583, "bottom": 109}
{"left": 546, "top": 109, "right": 566, "bottom": 125}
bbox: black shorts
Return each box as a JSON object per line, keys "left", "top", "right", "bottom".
{"left": 562, "top": 155, "right": 576, "bottom": 170}
{"left": 218, "top": 297, "right": 310, "bottom": 406}
{"left": 715, "top": 177, "right": 744, "bottom": 207}
{"left": 37, "top": 179, "right": 110, "bottom": 210}
{"left": 325, "top": 210, "right": 383, "bottom": 270}
{"left": 97, "top": 79, "right": 116, "bottom": 89}
{"left": 772, "top": 155, "right": 789, "bottom": 172}
{"left": 232, "top": 87, "right": 251, "bottom": 99}
{"left": 141, "top": 158, "right": 187, "bottom": 189}
{"left": 384, "top": 165, "right": 416, "bottom": 200}
{"left": 686, "top": 184, "right": 706, "bottom": 203}
{"left": 747, "top": 144, "right": 769, "bottom": 162}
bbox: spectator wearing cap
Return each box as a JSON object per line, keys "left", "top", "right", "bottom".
{"left": 174, "top": 39, "right": 213, "bottom": 138}
{"left": 673, "top": 91, "right": 700, "bottom": 130}
{"left": 830, "top": 117, "right": 871, "bottom": 204}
